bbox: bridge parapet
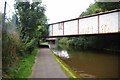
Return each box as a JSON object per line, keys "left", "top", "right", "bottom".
{"left": 48, "top": 9, "right": 120, "bottom": 37}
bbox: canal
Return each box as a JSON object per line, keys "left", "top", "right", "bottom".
{"left": 49, "top": 44, "right": 119, "bottom": 78}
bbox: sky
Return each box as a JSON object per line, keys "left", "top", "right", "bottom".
{"left": 42, "top": 0, "right": 95, "bottom": 23}
{"left": 0, "top": 0, "right": 95, "bottom": 23}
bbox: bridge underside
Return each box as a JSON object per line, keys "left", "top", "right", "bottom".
{"left": 47, "top": 32, "right": 120, "bottom": 38}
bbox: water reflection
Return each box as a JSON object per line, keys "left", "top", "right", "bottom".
{"left": 53, "top": 50, "right": 70, "bottom": 59}
{"left": 49, "top": 44, "right": 69, "bottom": 59}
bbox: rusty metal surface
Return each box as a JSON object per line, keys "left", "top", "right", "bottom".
{"left": 52, "top": 23, "right": 63, "bottom": 36}
{"left": 48, "top": 9, "right": 120, "bottom": 37}
{"left": 118, "top": 11, "right": 120, "bottom": 32}
{"left": 99, "top": 12, "right": 119, "bottom": 33}
{"left": 48, "top": 25, "right": 52, "bottom": 36}
{"left": 48, "top": 9, "right": 120, "bottom": 25}
{"left": 79, "top": 16, "right": 98, "bottom": 34}
{"left": 64, "top": 20, "right": 78, "bottom": 35}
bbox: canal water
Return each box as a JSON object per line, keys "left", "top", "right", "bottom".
{"left": 49, "top": 44, "right": 119, "bottom": 78}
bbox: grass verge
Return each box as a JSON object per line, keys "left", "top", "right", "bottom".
{"left": 13, "top": 48, "right": 38, "bottom": 78}
{"left": 50, "top": 50, "right": 80, "bottom": 79}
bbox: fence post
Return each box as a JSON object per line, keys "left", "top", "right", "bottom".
{"left": 2, "top": 1, "right": 7, "bottom": 32}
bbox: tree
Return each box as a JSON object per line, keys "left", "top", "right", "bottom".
{"left": 96, "top": 2, "right": 120, "bottom": 11}
{"left": 80, "top": 2, "right": 120, "bottom": 17}
{"left": 15, "top": 1, "right": 48, "bottom": 52}
{"left": 80, "top": 3, "right": 101, "bottom": 17}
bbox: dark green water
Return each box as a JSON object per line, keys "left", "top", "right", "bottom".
{"left": 50, "top": 44, "right": 119, "bottom": 78}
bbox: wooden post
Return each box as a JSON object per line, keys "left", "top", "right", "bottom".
{"left": 2, "top": 1, "right": 7, "bottom": 32}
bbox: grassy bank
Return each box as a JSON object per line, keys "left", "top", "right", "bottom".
{"left": 50, "top": 50, "right": 80, "bottom": 79}
{"left": 11, "top": 48, "right": 38, "bottom": 78}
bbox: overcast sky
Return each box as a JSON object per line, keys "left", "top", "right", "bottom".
{"left": 0, "top": 0, "right": 95, "bottom": 23}
{"left": 42, "top": 0, "right": 95, "bottom": 23}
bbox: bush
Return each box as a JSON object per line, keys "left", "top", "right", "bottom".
{"left": 2, "top": 32, "right": 20, "bottom": 77}
{"left": 58, "top": 38, "right": 68, "bottom": 44}
{"left": 25, "top": 38, "right": 36, "bottom": 53}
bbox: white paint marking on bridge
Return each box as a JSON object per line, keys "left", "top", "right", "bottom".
{"left": 48, "top": 9, "right": 120, "bottom": 37}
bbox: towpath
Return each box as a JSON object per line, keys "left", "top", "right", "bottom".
{"left": 30, "top": 48, "right": 67, "bottom": 78}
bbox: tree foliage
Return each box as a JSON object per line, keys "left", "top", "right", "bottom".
{"left": 80, "top": 2, "right": 120, "bottom": 17}
{"left": 80, "top": 3, "right": 101, "bottom": 17}
{"left": 15, "top": 1, "right": 48, "bottom": 52}
{"left": 2, "top": 14, "right": 21, "bottom": 78}
{"left": 3, "top": 1, "right": 48, "bottom": 77}
{"left": 97, "top": 2, "right": 120, "bottom": 11}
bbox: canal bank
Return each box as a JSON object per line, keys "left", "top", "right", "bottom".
{"left": 49, "top": 43, "right": 119, "bottom": 78}
{"left": 50, "top": 50, "right": 79, "bottom": 78}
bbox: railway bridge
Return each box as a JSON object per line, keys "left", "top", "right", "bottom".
{"left": 47, "top": 9, "right": 120, "bottom": 38}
